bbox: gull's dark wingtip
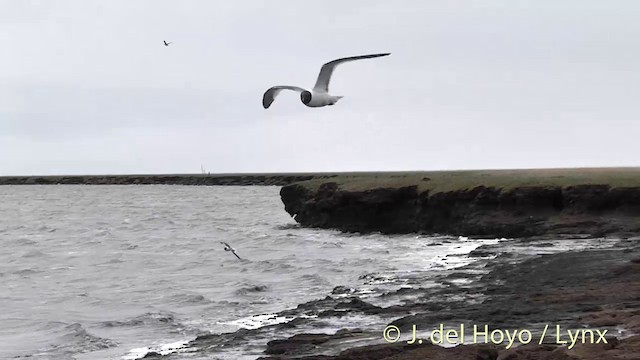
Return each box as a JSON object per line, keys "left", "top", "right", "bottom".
{"left": 358, "top": 53, "right": 391, "bottom": 60}
{"left": 262, "top": 93, "right": 272, "bottom": 109}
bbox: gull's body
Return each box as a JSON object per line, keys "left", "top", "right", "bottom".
{"left": 220, "top": 241, "right": 241, "bottom": 260}
{"left": 262, "top": 53, "right": 390, "bottom": 109}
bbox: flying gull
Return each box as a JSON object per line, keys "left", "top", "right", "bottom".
{"left": 262, "top": 53, "right": 390, "bottom": 109}
{"left": 220, "top": 241, "right": 241, "bottom": 260}
{"left": 163, "top": 40, "right": 172, "bottom": 46}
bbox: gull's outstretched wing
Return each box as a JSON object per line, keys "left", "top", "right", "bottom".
{"left": 231, "top": 251, "right": 242, "bottom": 260}
{"left": 220, "top": 241, "right": 231, "bottom": 248}
{"left": 312, "top": 53, "right": 390, "bottom": 93}
{"left": 262, "top": 86, "right": 306, "bottom": 109}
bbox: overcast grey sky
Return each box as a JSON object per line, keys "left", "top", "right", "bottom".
{"left": 1, "top": 0, "right": 639, "bottom": 175}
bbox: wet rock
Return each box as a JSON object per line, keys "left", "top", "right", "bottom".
{"left": 332, "top": 286, "right": 356, "bottom": 295}
{"left": 261, "top": 342, "right": 499, "bottom": 360}
{"left": 141, "top": 351, "right": 163, "bottom": 358}
{"left": 469, "top": 249, "right": 498, "bottom": 257}
{"left": 264, "top": 330, "right": 365, "bottom": 356}
{"left": 335, "top": 298, "right": 383, "bottom": 315}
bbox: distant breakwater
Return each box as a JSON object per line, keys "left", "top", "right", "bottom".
{"left": 0, "top": 174, "right": 337, "bottom": 186}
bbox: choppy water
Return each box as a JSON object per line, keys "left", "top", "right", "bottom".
{"left": 0, "top": 186, "right": 619, "bottom": 359}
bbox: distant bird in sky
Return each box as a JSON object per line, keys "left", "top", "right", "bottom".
{"left": 163, "top": 40, "right": 172, "bottom": 46}
{"left": 220, "top": 241, "right": 241, "bottom": 260}
{"left": 262, "top": 53, "right": 390, "bottom": 109}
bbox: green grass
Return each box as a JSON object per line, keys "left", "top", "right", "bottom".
{"left": 293, "top": 167, "right": 640, "bottom": 193}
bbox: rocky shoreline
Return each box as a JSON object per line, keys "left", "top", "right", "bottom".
{"left": 178, "top": 238, "right": 640, "bottom": 360}
{"left": 280, "top": 168, "right": 640, "bottom": 238}
{"left": 253, "top": 240, "right": 640, "bottom": 360}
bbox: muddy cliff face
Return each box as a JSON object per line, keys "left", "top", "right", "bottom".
{"left": 280, "top": 183, "right": 640, "bottom": 237}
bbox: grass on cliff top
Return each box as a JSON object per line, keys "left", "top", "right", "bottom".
{"left": 294, "top": 167, "right": 640, "bottom": 194}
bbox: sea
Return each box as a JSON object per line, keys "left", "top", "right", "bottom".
{"left": 0, "top": 185, "right": 618, "bottom": 359}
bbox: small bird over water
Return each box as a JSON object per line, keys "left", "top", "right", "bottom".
{"left": 163, "top": 40, "right": 172, "bottom": 46}
{"left": 262, "top": 53, "right": 390, "bottom": 109}
{"left": 220, "top": 241, "right": 241, "bottom": 260}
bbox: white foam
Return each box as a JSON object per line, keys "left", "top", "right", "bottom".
{"left": 220, "top": 313, "right": 296, "bottom": 330}
{"left": 614, "top": 325, "right": 637, "bottom": 340}
{"left": 122, "top": 339, "right": 192, "bottom": 360}
{"left": 432, "top": 237, "right": 503, "bottom": 270}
